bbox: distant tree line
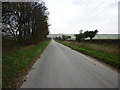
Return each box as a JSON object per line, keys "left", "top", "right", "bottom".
{"left": 2, "top": 2, "right": 49, "bottom": 46}
{"left": 76, "top": 30, "right": 98, "bottom": 42}
{"left": 54, "top": 30, "right": 98, "bottom": 42}
{"left": 54, "top": 34, "right": 71, "bottom": 41}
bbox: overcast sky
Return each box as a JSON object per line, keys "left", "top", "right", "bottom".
{"left": 44, "top": 0, "right": 119, "bottom": 34}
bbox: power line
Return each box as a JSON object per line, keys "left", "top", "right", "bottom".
{"left": 73, "top": 0, "right": 106, "bottom": 33}
{"left": 80, "top": 0, "right": 92, "bottom": 13}
{"left": 73, "top": 1, "right": 118, "bottom": 33}
{"left": 84, "top": 1, "right": 118, "bottom": 23}
{"left": 95, "top": 2, "right": 118, "bottom": 16}
{"left": 80, "top": 0, "right": 106, "bottom": 22}
{"left": 71, "top": 0, "right": 92, "bottom": 30}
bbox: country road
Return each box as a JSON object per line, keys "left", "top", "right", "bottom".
{"left": 21, "top": 40, "right": 118, "bottom": 88}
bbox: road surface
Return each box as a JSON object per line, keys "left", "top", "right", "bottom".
{"left": 21, "top": 40, "right": 118, "bottom": 88}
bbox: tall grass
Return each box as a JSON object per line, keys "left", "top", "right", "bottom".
{"left": 74, "top": 42, "right": 118, "bottom": 56}
{"left": 57, "top": 40, "right": 119, "bottom": 69}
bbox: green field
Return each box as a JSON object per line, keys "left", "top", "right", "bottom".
{"left": 57, "top": 40, "right": 119, "bottom": 69}
{"left": 2, "top": 40, "right": 50, "bottom": 88}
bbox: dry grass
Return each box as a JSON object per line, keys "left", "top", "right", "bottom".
{"left": 59, "top": 40, "right": 119, "bottom": 68}
{"left": 66, "top": 41, "right": 118, "bottom": 55}
{"left": 21, "top": 45, "right": 34, "bottom": 50}
{"left": 78, "top": 42, "right": 118, "bottom": 55}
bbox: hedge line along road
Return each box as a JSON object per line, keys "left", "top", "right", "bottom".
{"left": 21, "top": 40, "right": 118, "bottom": 88}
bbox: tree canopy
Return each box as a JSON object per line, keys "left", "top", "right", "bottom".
{"left": 75, "top": 29, "right": 98, "bottom": 42}
{"left": 2, "top": 2, "right": 49, "bottom": 45}
{"left": 84, "top": 29, "right": 98, "bottom": 40}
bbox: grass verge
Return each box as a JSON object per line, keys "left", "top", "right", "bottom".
{"left": 57, "top": 40, "right": 119, "bottom": 69}
{"left": 2, "top": 40, "right": 51, "bottom": 88}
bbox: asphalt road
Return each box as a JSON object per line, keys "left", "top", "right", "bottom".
{"left": 21, "top": 40, "right": 118, "bottom": 88}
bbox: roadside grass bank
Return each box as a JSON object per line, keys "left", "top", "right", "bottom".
{"left": 56, "top": 40, "right": 119, "bottom": 69}
{"left": 2, "top": 40, "right": 51, "bottom": 88}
